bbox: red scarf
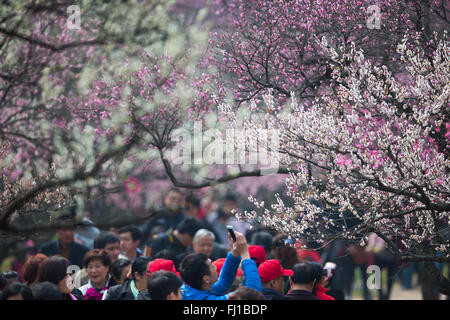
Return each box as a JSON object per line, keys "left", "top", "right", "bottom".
{"left": 315, "top": 285, "right": 335, "bottom": 300}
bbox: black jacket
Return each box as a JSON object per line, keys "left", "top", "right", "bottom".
{"left": 147, "top": 231, "right": 187, "bottom": 259}
{"left": 285, "top": 289, "right": 320, "bottom": 300}
{"left": 39, "top": 240, "right": 90, "bottom": 268}
{"left": 103, "top": 279, "right": 149, "bottom": 300}
{"left": 62, "top": 288, "right": 84, "bottom": 300}
{"left": 141, "top": 207, "right": 187, "bottom": 243}
{"left": 103, "top": 279, "right": 134, "bottom": 300}
{"left": 261, "top": 287, "right": 288, "bottom": 300}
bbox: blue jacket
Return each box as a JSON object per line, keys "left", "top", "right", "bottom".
{"left": 181, "top": 252, "right": 262, "bottom": 300}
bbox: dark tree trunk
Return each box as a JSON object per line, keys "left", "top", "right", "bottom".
{"left": 421, "top": 261, "right": 450, "bottom": 299}
{"left": 421, "top": 262, "right": 440, "bottom": 300}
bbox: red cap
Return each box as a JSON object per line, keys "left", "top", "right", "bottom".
{"left": 213, "top": 258, "right": 243, "bottom": 277}
{"left": 146, "top": 259, "right": 180, "bottom": 277}
{"left": 248, "top": 245, "right": 266, "bottom": 265}
{"left": 258, "top": 259, "right": 293, "bottom": 282}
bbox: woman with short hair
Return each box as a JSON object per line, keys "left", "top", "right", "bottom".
{"left": 21, "top": 254, "right": 47, "bottom": 286}
{"left": 37, "top": 255, "right": 83, "bottom": 300}
{"left": 79, "top": 249, "right": 112, "bottom": 300}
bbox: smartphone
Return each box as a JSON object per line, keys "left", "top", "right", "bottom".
{"left": 227, "top": 225, "right": 236, "bottom": 242}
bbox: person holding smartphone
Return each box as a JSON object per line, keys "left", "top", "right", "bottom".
{"left": 179, "top": 229, "right": 262, "bottom": 300}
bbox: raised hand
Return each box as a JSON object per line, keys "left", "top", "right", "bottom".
{"left": 229, "top": 231, "right": 250, "bottom": 260}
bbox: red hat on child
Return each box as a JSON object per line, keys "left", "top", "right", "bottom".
{"left": 248, "top": 245, "right": 266, "bottom": 265}
{"left": 213, "top": 258, "right": 243, "bottom": 277}
{"left": 146, "top": 259, "right": 180, "bottom": 277}
{"left": 258, "top": 259, "right": 293, "bottom": 282}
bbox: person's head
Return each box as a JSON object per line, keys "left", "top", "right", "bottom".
{"left": 146, "top": 259, "right": 180, "bottom": 277}
{"left": 55, "top": 213, "right": 77, "bottom": 247}
{"left": 228, "top": 287, "right": 266, "bottom": 300}
{"left": 212, "top": 258, "right": 243, "bottom": 287}
{"left": 309, "top": 261, "right": 328, "bottom": 290}
{"left": 83, "top": 249, "right": 111, "bottom": 288}
{"left": 290, "top": 262, "right": 317, "bottom": 292}
{"left": 147, "top": 271, "right": 183, "bottom": 300}
{"left": 223, "top": 193, "right": 238, "bottom": 215}
{"left": 1, "top": 282, "right": 33, "bottom": 300}
{"left": 119, "top": 226, "right": 142, "bottom": 256}
{"left": 174, "top": 217, "right": 203, "bottom": 248}
{"left": 179, "top": 253, "right": 217, "bottom": 291}
{"left": 31, "top": 281, "right": 62, "bottom": 300}
{"left": 37, "top": 256, "right": 73, "bottom": 295}
{"left": 128, "top": 257, "right": 151, "bottom": 290}
{"left": 185, "top": 194, "right": 201, "bottom": 218}
{"left": 0, "top": 271, "right": 20, "bottom": 291}
{"left": 250, "top": 231, "right": 273, "bottom": 255}
{"left": 193, "top": 229, "right": 215, "bottom": 258}
{"left": 94, "top": 232, "right": 120, "bottom": 263}
{"left": 164, "top": 188, "right": 185, "bottom": 212}
{"left": 21, "top": 254, "right": 47, "bottom": 285}
{"left": 258, "top": 259, "right": 293, "bottom": 294}
{"left": 248, "top": 245, "right": 266, "bottom": 266}
{"left": 56, "top": 227, "right": 76, "bottom": 247}
{"left": 111, "top": 259, "right": 132, "bottom": 285}
{"left": 153, "top": 250, "right": 179, "bottom": 270}
{"left": 271, "top": 234, "right": 299, "bottom": 269}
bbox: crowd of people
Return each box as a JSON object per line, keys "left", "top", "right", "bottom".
{"left": 0, "top": 188, "right": 432, "bottom": 300}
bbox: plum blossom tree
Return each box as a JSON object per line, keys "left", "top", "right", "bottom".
{"left": 0, "top": 0, "right": 218, "bottom": 262}
{"left": 0, "top": 0, "right": 283, "bottom": 238}
{"left": 176, "top": 0, "right": 449, "bottom": 297}
{"left": 215, "top": 32, "right": 449, "bottom": 294}
{"left": 2, "top": 0, "right": 448, "bottom": 296}
{"left": 206, "top": 0, "right": 448, "bottom": 106}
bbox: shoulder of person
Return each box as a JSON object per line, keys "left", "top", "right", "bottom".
{"left": 72, "top": 241, "right": 90, "bottom": 252}
{"left": 39, "top": 240, "right": 58, "bottom": 252}
{"left": 137, "top": 290, "right": 151, "bottom": 300}
{"left": 105, "top": 284, "right": 123, "bottom": 298}
{"left": 78, "top": 283, "right": 90, "bottom": 295}
{"left": 71, "top": 288, "right": 84, "bottom": 300}
{"left": 148, "top": 233, "right": 170, "bottom": 245}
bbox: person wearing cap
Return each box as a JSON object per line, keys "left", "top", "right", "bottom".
{"left": 258, "top": 259, "right": 292, "bottom": 300}
{"left": 146, "top": 259, "right": 180, "bottom": 277}
{"left": 212, "top": 258, "right": 243, "bottom": 292}
{"left": 285, "top": 262, "right": 321, "bottom": 300}
{"left": 179, "top": 231, "right": 261, "bottom": 300}
{"left": 248, "top": 245, "right": 266, "bottom": 266}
